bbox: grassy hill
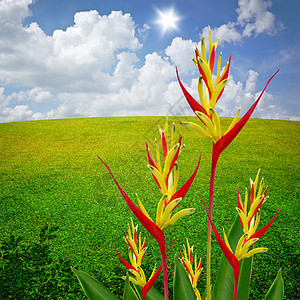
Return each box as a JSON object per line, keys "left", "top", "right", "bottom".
{"left": 0, "top": 116, "right": 299, "bottom": 299}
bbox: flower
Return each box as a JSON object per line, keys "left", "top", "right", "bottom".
{"left": 176, "top": 26, "right": 279, "bottom": 159}
{"left": 115, "top": 219, "right": 162, "bottom": 299}
{"left": 201, "top": 171, "right": 280, "bottom": 300}
{"left": 124, "top": 218, "right": 147, "bottom": 269}
{"left": 146, "top": 115, "right": 184, "bottom": 198}
{"left": 180, "top": 239, "right": 203, "bottom": 300}
{"left": 237, "top": 169, "right": 268, "bottom": 236}
{"left": 236, "top": 170, "right": 280, "bottom": 243}
{"left": 98, "top": 117, "right": 200, "bottom": 238}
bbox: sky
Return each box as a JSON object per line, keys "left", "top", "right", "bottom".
{"left": 0, "top": 0, "right": 299, "bottom": 122}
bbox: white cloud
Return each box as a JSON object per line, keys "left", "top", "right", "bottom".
{"left": 0, "top": 0, "right": 296, "bottom": 122}
{"left": 174, "top": 70, "right": 299, "bottom": 121}
{"left": 0, "top": 5, "right": 141, "bottom": 90}
{"left": 245, "top": 70, "right": 259, "bottom": 92}
{"left": 44, "top": 52, "right": 176, "bottom": 119}
{"left": 205, "top": 23, "right": 242, "bottom": 45}
{"left": 206, "top": 0, "right": 279, "bottom": 45}
{"left": 165, "top": 37, "right": 197, "bottom": 74}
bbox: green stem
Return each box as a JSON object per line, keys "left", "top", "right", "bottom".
{"left": 158, "top": 231, "right": 169, "bottom": 300}
{"left": 233, "top": 265, "right": 240, "bottom": 300}
{"left": 206, "top": 147, "right": 219, "bottom": 300}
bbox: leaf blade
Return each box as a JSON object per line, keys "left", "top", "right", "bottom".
{"left": 123, "top": 274, "right": 140, "bottom": 300}
{"left": 72, "top": 267, "right": 118, "bottom": 300}
{"left": 264, "top": 269, "right": 284, "bottom": 300}
{"left": 173, "top": 256, "right": 196, "bottom": 300}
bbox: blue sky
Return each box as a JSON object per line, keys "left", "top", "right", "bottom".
{"left": 0, "top": 0, "right": 299, "bottom": 122}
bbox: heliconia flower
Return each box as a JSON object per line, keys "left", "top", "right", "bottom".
{"left": 146, "top": 115, "right": 184, "bottom": 197}
{"left": 177, "top": 26, "right": 279, "bottom": 160}
{"left": 115, "top": 220, "right": 162, "bottom": 300}
{"left": 99, "top": 116, "right": 200, "bottom": 300}
{"left": 143, "top": 116, "right": 200, "bottom": 230}
{"left": 98, "top": 154, "right": 200, "bottom": 236}
{"left": 124, "top": 218, "right": 147, "bottom": 269}
{"left": 192, "top": 26, "right": 231, "bottom": 105}
{"left": 236, "top": 170, "right": 280, "bottom": 242}
{"left": 180, "top": 239, "right": 203, "bottom": 300}
{"left": 202, "top": 195, "right": 278, "bottom": 300}
{"left": 237, "top": 169, "right": 268, "bottom": 235}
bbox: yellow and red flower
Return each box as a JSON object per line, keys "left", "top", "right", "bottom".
{"left": 176, "top": 26, "right": 279, "bottom": 161}
{"left": 180, "top": 239, "right": 203, "bottom": 300}
{"left": 115, "top": 219, "right": 162, "bottom": 300}
{"left": 202, "top": 171, "right": 279, "bottom": 300}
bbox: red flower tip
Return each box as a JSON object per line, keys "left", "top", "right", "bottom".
{"left": 98, "top": 156, "right": 163, "bottom": 242}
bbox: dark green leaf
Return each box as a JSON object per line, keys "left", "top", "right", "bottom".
{"left": 72, "top": 267, "right": 118, "bottom": 300}
{"left": 123, "top": 274, "right": 140, "bottom": 300}
{"left": 173, "top": 256, "right": 196, "bottom": 300}
{"left": 264, "top": 269, "right": 284, "bottom": 300}
{"left": 212, "top": 215, "right": 253, "bottom": 300}
{"left": 134, "top": 284, "right": 164, "bottom": 300}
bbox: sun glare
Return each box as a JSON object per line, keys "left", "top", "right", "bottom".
{"left": 155, "top": 7, "right": 181, "bottom": 35}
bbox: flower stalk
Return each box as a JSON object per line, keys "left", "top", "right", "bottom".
{"left": 206, "top": 146, "right": 219, "bottom": 300}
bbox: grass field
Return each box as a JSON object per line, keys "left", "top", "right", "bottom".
{"left": 0, "top": 116, "right": 299, "bottom": 299}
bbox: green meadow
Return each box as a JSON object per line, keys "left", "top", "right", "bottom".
{"left": 0, "top": 116, "right": 299, "bottom": 299}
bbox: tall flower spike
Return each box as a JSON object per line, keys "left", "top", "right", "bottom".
{"left": 115, "top": 220, "right": 162, "bottom": 300}
{"left": 177, "top": 26, "right": 279, "bottom": 160}
{"left": 146, "top": 115, "right": 184, "bottom": 197}
{"left": 202, "top": 198, "right": 269, "bottom": 300}
{"left": 124, "top": 218, "right": 147, "bottom": 268}
{"left": 98, "top": 116, "right": 200, "bottom": 300}
{"left": 236, "top": 170, "right": 280, "bottom": 243}
{"left": 180, "top": 239, "right": 203, "bottom": 300}
{"left": 144, "top": 116, "right": 201, "bottom": 230}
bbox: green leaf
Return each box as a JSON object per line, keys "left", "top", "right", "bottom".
{"left": 212, "top": 215, "right": 253, "bottom": 300}
{"left": 134, "top": 284, "right": 164, "bottom": 300}
{"left": 264, "top": 269, "right": 284, "bottom": 300}
{"left": 72, "top": 267, "right": 118, "bottom": 300}
{"left": 123, "top": 274, "right": 140, "bottom": 300}
{"left": 173, "top": 256, "right": 196, "bottom": 300}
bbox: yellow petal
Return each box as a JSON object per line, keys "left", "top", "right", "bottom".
{"left": 210, "top": 78, "right": 229, "bottom": 108}
{"left": 164, "top": 143, "right": 179, "bottom": 178}
{"left": 223, "top": 228, "right": 233, "bottom": 253}
{"left": 147, "top": 165, "right": 167, "bottom": 194}
{"left": 195, "top": 112, "right": 218, "bottom": 142}
{"left": 216, "top": 52, "right": 222, "bottom": 85}
{"left": 201, "top": 36, "right": 206, "bottom": 62}
{"left": 225, "top": 107, "right": 241, "bottom": 135}
{"left": 198, "top": 76, "right": 206, "bottom": 109}
{"left": 236, "top": 207, "right": 248, "bottom": 232}
{"left": 136, "top": 193, "right": 153, "bottom": 222}
{"left": 163, "top": 208, "right": 196, "bottom": 227}
{"left": 238, "top": 238, "right": 259, "bottom": 258}
{"left": 239, "top": 247, "right": 268, "bottom": 260}
{"left": 235, "top": 234, "right": 247, "bottom": 258}
{"left": 198, "top": 57, "right": 214, "bottom": 92}
{"left": 156, "top": 194, "right": 168, "bottom": 226}
{"left": 210, "top": 108, "right": 221, "bottom": 141}
{"left": 160, "top": 198, "right": 182, "bottom": 226}
{"left": 181, "top": 121, "right": 215, "bottom": 142}
{"left": 171, "top": 162, "right": 179, "bottom": 195}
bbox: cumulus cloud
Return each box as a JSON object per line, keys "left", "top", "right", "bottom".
{"left": 0, "top": 0, "right": 296, "bottom": 122}
{"left": 206, "top": 0, "right": 280, "bottom": 45}
{"left": 165, "top": 37, "right": 197, "bottom": 74}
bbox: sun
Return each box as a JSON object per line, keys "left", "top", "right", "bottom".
{"left": 155, "top": 7, "right": 181, "bottom": 35}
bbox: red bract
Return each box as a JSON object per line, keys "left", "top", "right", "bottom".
{"left": 212, "top": 69, "right": 279, "bottom": 159}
